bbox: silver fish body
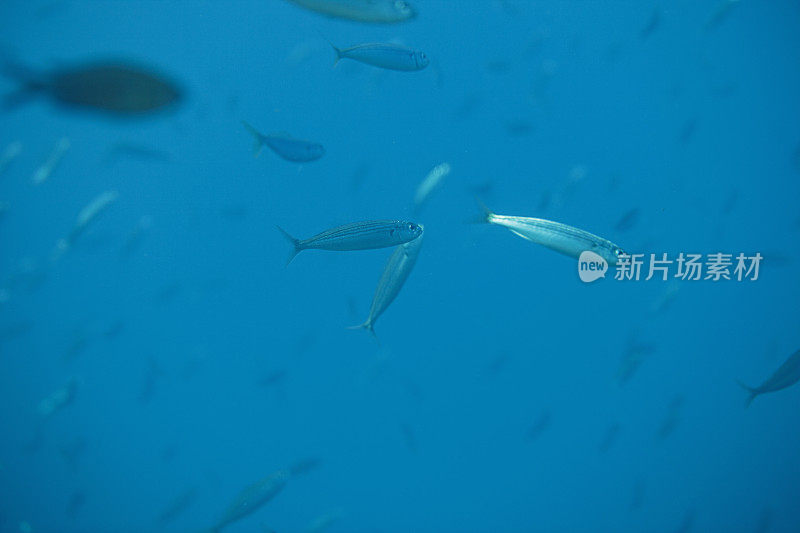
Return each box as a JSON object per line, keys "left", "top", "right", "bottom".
{"left": 739, "top": 349, "right": 800, "bottom": 407}
{"left": 352, "top": 230, "right": 423, "bottom": 335}
{"left": 279, "top": 220, "right": 423, "bottom": 264}
{"left": 210, "top": 469, "right": 290, "bottom": 533}
{"left": 285, "top": 0, "right": 416, "bottom": 23}
{"left": 242, "top": 121, "right": 324, "bottom": 162}
{"left": 331, "top": 42, "right": 429, "bottom": 71}
{"left": 480, "top": 204, "right": 626, "bottom": 266}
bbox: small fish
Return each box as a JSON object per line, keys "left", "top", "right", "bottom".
{"left": 705, "top": 0, "right": 740, "bottom": 31}
{"left": 639, "top": 6, "right": 661, "bottom": 40}
{"left": 305, "top": 508, "right": 345, "bottom": 533}
{"left": 598, "top": 422, "right": 620, "bottom": 453}
{"left": 285, "top": 0, "right": 415, "bottom": 23}
{"left": 38, "top": 376, "right": 80, "bottom": 417}
{"left": 208, "top": 469, "right": 290, "bottom": 533}
{"left": 614, "top": 208, "right": 640, "bottom": 233}
{"left": 478, "top": 202, "right": 627, "bottom": 266}
{"left": 329, "top": 42, "right": 429, "bottom": 71}
{"left": 32, "top": 137, "right": 70, "bottom": 185}
{"left": 3, "top": 60, "right": 182, "bottom": 114}
{"left": 413, "top": 162, "right": 450, "bottom": 213}
{"left": 157, "top": 487, "right": 198, "bottom": 525}
{"left": 527, "top": 411, "right": 552, "bottom": 441}
{"left": 0, "top": 141, "right": 22, "bottom": 176}
{"left": 277, "top": 220, "right": 422, "bottom": 264}
{"left": 656, "top": 395, "right": 684, "bottom": 441}
{"left": 54, "top": 190, "right": 119, "bottom": 259}
{"left": 350, "top": 230, "right": 423, "bottom": 336}
{"left": 738, "top": 348, "right": 800, "bottom": 407}
{"left": 242, "top": 121, "right": 324, "bottom": 162}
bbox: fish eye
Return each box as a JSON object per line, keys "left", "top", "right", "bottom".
{"left": 408, "top": 223, "right": 415, "bottom": 231}
{"left": 395, "top": 0, "right": 410, "bottom": 12}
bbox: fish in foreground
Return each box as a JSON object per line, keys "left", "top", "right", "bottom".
{"left": 242, "top": 121, "right": 324, "bottom": 162}
{"left": 208, "top": 469, "right": 290, "bottom": 533}
{"left": 414, "top": 162, "right": 450, "bottom": 213}
{"left": 738, "top": 348, "right": 800, "bottom": 407}
{"left": 329, "top": 42, "right": 429, "bottom": 71}
{"left": 285, "top": 0, "right": 415, "bottom": 23}
{"left": 477, "top": 202, "right": 627, "bottom": 266}
{"left": 32, "top": 137, "right": 70, "bottom": 185}
{"left": 278, "top": 220, "right": 422, "bottom": 264}
{"left": 351, "top": 230, "right": 423, "bottom": 336}
{"left": 3, "top": 60, "right": 181, "bottom": 114}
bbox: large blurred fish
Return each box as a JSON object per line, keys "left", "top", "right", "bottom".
{"left": 285, "top": 0, "right": 416, "bottom": 23}
{"left": 3, "top": 60, "right": 182, "bottom": 114}
{"left": 351, "top": 230, "right": 423, "bottom": 336}
{"left": 738, "top": 348, "right": 800, "bottom": 407}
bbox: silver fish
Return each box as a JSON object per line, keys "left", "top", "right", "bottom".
{"left": 242, "top": 121, "right": 324, "bottom": 162}
{"left": 479, "top": 203, "right": 627, "bottom": 266}
{"left": 285, "top": 0, "right": 416, "bottom": 23}
{"left": 738, "top": 349, "right": 800, "bottom": 407}
{"left": 209, "top": 469, "right": 289, "bottom": 533}
{"left": 0, "top": 141, "right": 22, "bottom": 176}
{"left": 413, "top": 162, "right": 450, "bottom": 213}
{"left": 32, "top": 137, "right": 70, "bottom": 185}
{"left": 351, "top": 230, "right": 423, "bottom": 336}
{"left": 330, "top": 42, "right": 429, "bottom": 71}
{"left": 277, "top": 220, "right": 422, "bottom": 264}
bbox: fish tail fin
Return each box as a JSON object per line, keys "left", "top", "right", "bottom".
{"left": 241, "top": 120, "right": 265, "bottom": 158}
{"left": 317, "top": 32, "right": 342, "bottom": 67}
{"left": 467, "top": 197, "right": 494, "bottom": 224}
{"left": 276, "top": 225, "right": 301, "bottom": 265}
{"left": 1, "top": 58, "right": 45, "bottom": 110}
{"left": 737, "top": 380, "right": 758, "bottom": 408}
{"left": 348, "top": 320, "right": 378, "bottom": 342}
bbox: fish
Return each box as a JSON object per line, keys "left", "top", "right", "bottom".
{"left": 598, "top": 422, "right": 620, "bottom": 453}
{"left": 285, "top": 0, "right": 416, "bottom": 23}
{"left": 413, "top": 162, "right": 450, "bottom": 213}
{"left": 157, "top": 487, "right": 198, "bottom": 525}
{"left": 614, "top": 208, "right": 640, "bottom": 233}
{"left": 478, "top": 202, "right": 627, "bottom": 266}
{"left": 656, "top": 395, "right": 684, "bottom": 441}
{"left": 350, "top": 230, "right": 423, "bottom": 336}
{"left": 38, "top": 376, "right": 80, "bottom": 417}
{"left": 32, "top": 137, "right": 70, "bottom": 185}
{"left": 0, "top": 141, "right": 22, "bottom": 176}
{"left": 305, "top": 508, "right": 345, "bottom": 533}
{"left": 639, "top": 6, "right": 661, "bottom": 40}
{"left": 208, "top": 469, "right": 290, "bottom": 533}
{"left": 277, "top": 220, "right": 422, "bottom": 264}
{"left": 329, "top": 42, "right": 429, "bottom": 71}
{"left": 527, "top": 411, "right": 552, "bottom": 441}
{"left": 738, "top": 348, "right": 800, "bottom": 407}
{"left": 54, "top": 190, "right": 119, "bottom": 259}
{"left": 242, "top": 121, "right": 324, "bottom": 162}
{"left": 705, "top": 0, "right": 740, "bottom": 31}
{"left": 3, "top": 60, "right": 182, "bottom": 114}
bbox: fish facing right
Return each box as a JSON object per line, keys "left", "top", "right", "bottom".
{"left": 278, "top": 220, "right": 423, "bottom": 264}
{"left": 478, "top": 202, "right": 627, "bottom": 266}
{"left": 329, "top": 42, "right": 429, "bottom": 71}
{"left": 284, "top": 0, "right": 416, "bottom": 23}
{"left": 738, "top": 348, "right": 800, "bottom": 408}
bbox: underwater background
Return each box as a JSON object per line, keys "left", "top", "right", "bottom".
{"left": 1, "top": 1, "right": 799, "bottom": 531}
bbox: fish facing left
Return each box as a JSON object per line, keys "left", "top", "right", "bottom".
{"left": 242, "top": 121, "right": 325, "bottom": 162}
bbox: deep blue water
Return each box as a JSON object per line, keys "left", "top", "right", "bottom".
{"left": 1, "top": 1, "right": 799, "bottom": 532}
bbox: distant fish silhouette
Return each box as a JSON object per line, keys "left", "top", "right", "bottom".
{"left": 738, "top": 349, "right": 800, "bottom": 407}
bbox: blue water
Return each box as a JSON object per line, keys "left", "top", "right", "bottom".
{"left": 1, "top": 1, "right": 799, "bottom": 532}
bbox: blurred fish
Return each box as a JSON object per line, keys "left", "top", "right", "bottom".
{"left": 0, "top": 320, "right": 33, "bottom": 343}
{"left": 503, "top": 119, "right": 534, "bottom": 137}
{"left": 738, "top": 348, "right": 800, "bottom": 407}
{"left": 478, "top": 202, "right": 627, "bottom": 266}
{"left": 277, "top": 220, "right": 422, "bottom": 265}
{"left": 673, "top": 508, "right": 696, "bottom": 533}
{"left": 614, "top": 208, "right": 640, "bottom": 233}
{"left": 242, "top": 121, "right": 324, "bottom": 162}
{"left": 656, "top": 395, "right": 684, "bottom": 441}
{"left": 400, "top": 423, "right": 417, "bottom": 453}
{"left": 103, "top": 319, "right": 125, "bottom": 340}
{"left": 0, "top": 200, "right": 8, "bottom": 220}
{"left": 32, "top": 137, "right": 69, "bottom": 185}
{"left": 617, "top": 335, "right": 657, "bottom": 386}
{"left": 38, "top": 376, "right": 80, "bottom": 417}
{"left": 0, "top": 141, "right": 22, "bottom": 176}
{"left": 157, "top": 487, "right": 198, "bottom": 525}
{"left": 54, "top": 190, "right": 119, "bottom": 258}
{"left": 65, "top": 490, "right": 85, "bottom": 519}
{"left": 208, "top": 469, "right": 290, "bottom": 532}
{"left": 285, "top": 0, "right": 415, "bottom": 23}
{"left": 329, "top": 42, "right": 429, "bottom": 71}
{"left": 154, "top": 281, "right": 182, "bottom": 304}
{"left": 289, "top": 457, "right": 322, "bottom": 476}
{"left": 257, "top": 369, "right": 287, "bottom": 388}
{"left": 650, "top": 281, "right": 680, "bottom": 315}
{"left": 678, "top": 116, "right": 698, "bottom": 144}
{"left": 139, "top": 356, "right": 162, "bottom": 404}
{"left": 639, "top": 6, "right": 661, "bottom": 40}
{"left": 3, "top": 60, "right": 182, "bottom": 114}
{"left": 305, "top": 508, "right": 345, "bottom": 533}
{"left": 350, "top": 230, "right": 423, "bottom": 336}
{"left": 413, "top": 162, "right": 450, "bottom": 213}
{"left": 484, "top": 352, "right": 510, "bottom": 377}
{"left": 630, "top": 477, "right": 646, "bottom": 511}
{"left": 598, "top": 422, "right": 620, "bottom": 453}
{"left": 105, "top": 142, "right": 171, "bottom": 165}
{"left": 219, "top": 204, "right": 248, "bottom": 221}
{"left": 705, "top": 0, "right": 740, "bottom": 31}
{"left": 62, "top": 330, "right": 89, "bottom": 363}
{"left": 59, "top": 436, "right": 87, "bottom": 469}
{"left": 120, "top": 215, "right": 152, "bottom": 259}
{"left": 527, "top": 411, "right": 552, "bottom": 441}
